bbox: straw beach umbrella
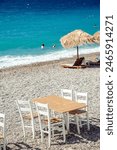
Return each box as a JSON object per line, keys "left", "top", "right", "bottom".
{"left": 92, "top": 31, "right": 100, "bottom": 44}
{"left": 60, "top": 29, "right": 93, "bottom": 59}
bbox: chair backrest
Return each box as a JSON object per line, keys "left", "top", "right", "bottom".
{"left": 36, "top": 103, "right": 50, "bottom": 129}
{"left": 75, "top": 92, "right": 88, "bottom": 110}
{"left": 61, "top": 89, "right": 73, "bottom": 100}
{"left": 16, "top": 100, "right": 33, "bottom": 121}
{"left": 0, "top": 113, "right": 5, "bottom": 138}
{"left": 73, "top": 57, "right": 85, "bottom": 66}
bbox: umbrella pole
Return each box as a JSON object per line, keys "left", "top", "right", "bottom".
{"left": 77, "top": 46, "right": 79, "bottom": 59}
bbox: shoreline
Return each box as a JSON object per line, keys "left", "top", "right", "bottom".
{"left": 0, "top": 52, "right": 99, "bottom": 72}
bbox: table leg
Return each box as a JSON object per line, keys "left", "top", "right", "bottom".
{"left": 62, "top": 112, "right": 69, "bottom": 133}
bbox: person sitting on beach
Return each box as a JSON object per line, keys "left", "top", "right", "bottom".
{"left": 86, "top": 56, "right": 100, "bottom": 66}
{"left": 41, "top": 43, "right": 45, "bottom": 49}
{"left": 95, "top": 56, "right": 100, "bottom": 63}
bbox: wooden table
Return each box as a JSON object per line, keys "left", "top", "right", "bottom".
{"left": 32, "top": 95, "right": 86, "bottom": 113}
{"left": 33, "top": 95, "right": 87, "bottom": 131}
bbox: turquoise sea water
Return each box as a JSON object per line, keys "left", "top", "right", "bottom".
{"left": 0, "top": 0, "right": 100, "bottom": 68}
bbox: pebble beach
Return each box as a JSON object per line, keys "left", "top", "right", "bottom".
{"left": 0, "top": 52, "right": 100, "bottom": 150}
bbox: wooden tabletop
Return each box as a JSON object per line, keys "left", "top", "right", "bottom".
{"left": 32, "top": 95, "right": 86, "bottom": 113}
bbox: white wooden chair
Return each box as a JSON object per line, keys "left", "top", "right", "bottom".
{"left": 61, "top": 89, "right": 73, "bottom": 131}
{"left": 36, "top": 103, "right": 66, "bottom": 148}
{"left": 16, "top": 100, "right": 38, "bottom": 139}
{"left": 69, "top": 92, "right": 90, "bottom": 134}
{"left": 61, "top": 89, "right": 73, "bottom": 100}
{"left": 0, "top": 113, "right": 6, "bottom": 150}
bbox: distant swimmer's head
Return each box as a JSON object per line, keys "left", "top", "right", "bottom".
{"left": 52, "top": 44, "right": 56, "bottom": 48}
{"left": 41, "top": 43, "right": 45, "bottom": 49}
{"left": 93, "top": 24, "right": 97, "bottom": 27}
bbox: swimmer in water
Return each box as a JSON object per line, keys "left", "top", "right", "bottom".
{"left": 93, "top": 24, "right": 97, "bottom": 28}
{"left": 52, "top": 44, "right": 56, "bottom": 48}
{"left": 41, "top": 43, "right": 45, "bottom": 49}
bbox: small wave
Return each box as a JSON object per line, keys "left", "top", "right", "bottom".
{"left": 0, "top": 46, "right": 100, "bottom": 69}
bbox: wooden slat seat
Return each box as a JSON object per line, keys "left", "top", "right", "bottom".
{"left": 42, "top": 118, "right": 62, "bottom": 124}
{"left": 22, "top": 112, "right": 38, "bottom": 120}
{"left": 69, "top": 109, "right": 87, "bottom": 115}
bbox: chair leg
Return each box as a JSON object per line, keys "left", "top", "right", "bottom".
{"left": 51, "top": 126, "right": 54, "bottom": 138}
{"left": 79, "top": 118, "right": 82, "bottom": 127}
{"left": 32, "top": 126, "right": 35, "bottom": 139}
{"left": 48, "top": 129, "right": 51, "bottom": 148}
{"left": 31, "top": 120, "right": 35, "bottom": 139}
{"left": 66, "top": 112, "right": 70, "bottom": 132}
{"left": 62, "top": 121, "right": 66, "bottom": 143}
{"left": 1, "top": 139, "right": 6, "bottom": 150}
{"left": 3, "top": 142, "right": 6, "bottom": 150}
{"left": 41, "top": 131, "right": 44, "bottom": 143}
{"left": 62, "top": 114, "right": 67, "bottom": 129}
{"left": 22, "top": 125, "right": 26, "bottom": 139}
{"left": 75, "top": 115, "right": 80, "bottom": 134}
{"left": 86, "top": 112, "right": 90, "bottom": 131}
